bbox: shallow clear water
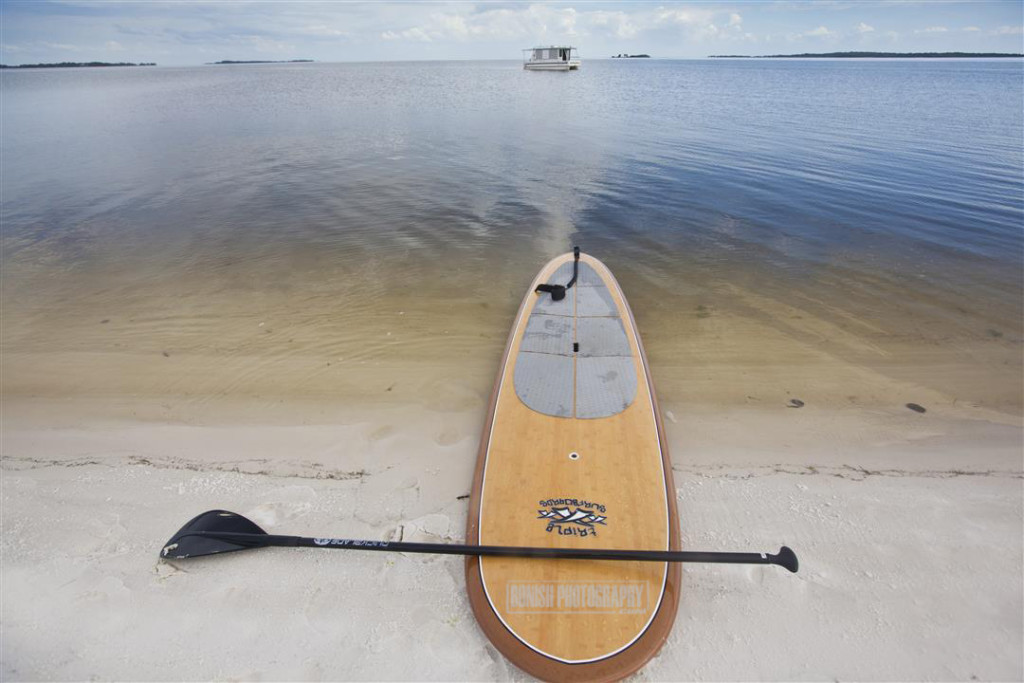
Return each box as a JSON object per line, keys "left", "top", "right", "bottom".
{"left": 2, "top": 59, "right": 1022, "bottom": 410}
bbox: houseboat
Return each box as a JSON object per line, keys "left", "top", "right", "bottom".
{"left": 523, "top": 46, "right": 581, "bottom": 71}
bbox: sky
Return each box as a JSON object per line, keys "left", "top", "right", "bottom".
{"left": 1, "top": 1, "right": 1022, "bottom": 65}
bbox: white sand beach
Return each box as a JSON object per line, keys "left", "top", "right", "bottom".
{"left": 3, "top": 310, "right": 1021, "bottom": 681}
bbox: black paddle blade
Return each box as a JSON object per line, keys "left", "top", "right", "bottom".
{"left": 772, "top": 546, "right": 800, "bottom": 574}
{"left": 160, "top": 510, "right": 267, "bottom": 560}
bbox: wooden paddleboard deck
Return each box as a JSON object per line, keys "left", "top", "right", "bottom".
{"left": 466, "top": 251, "right": 681, "bottom": 682}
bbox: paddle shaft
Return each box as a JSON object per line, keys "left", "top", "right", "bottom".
{"left": 184, "top": 530, "right": 795, "bottom": 570}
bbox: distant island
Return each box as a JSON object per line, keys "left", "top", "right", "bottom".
{"left": 612, "top": 54, "right": 651, "bottom": 59}
{"left": 0, "top": 61, "right": 156, "bottom": 69}
{"left": 208, "top": 59, "right": 314, "bottom": 65}
{"left": 709, "top": 52, "right": 1023, "bottom": 59}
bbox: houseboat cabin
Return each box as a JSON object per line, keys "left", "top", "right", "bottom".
{"left": 523, "top": 46, "right": 581, "bottom": 71}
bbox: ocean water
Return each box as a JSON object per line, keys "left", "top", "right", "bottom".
{"left": 2, "top": 59, "right": 1022, "bottom": 411}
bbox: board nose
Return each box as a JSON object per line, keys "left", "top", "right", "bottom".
{"left": 515, "top": 261, "right": 638, "bottom": 420}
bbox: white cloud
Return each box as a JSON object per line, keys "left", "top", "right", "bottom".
{"left": 300, "top": 25, "right": 348, "bottom": 38}
{"left": 855, "top": 22, "right": 874, "bottom": 33}
{"left": 654, "top": 8, "right": 718, "bottom": 27}
{"left": 380, "top": 5, "right": 583, "bottom": 43}
{"left": 805, "top": 26, "right": 832, "bottom": 37}
{"left": 914, "top": 26, "right": 948, "bottom": 34}
{"left": 992, "top": 25, "right": 1024, "bottom": 35}
{"left": 377, "top": 5, "right": 758, "bottom": 46}
{"left": 382, "top": 27, "right": 429, "bottom": 42}
{"left": 695, "top": 23, "right": 722, "bottom": 40}
{"left": 649, "top": 6, "right": 753, "bottom": 44}
{"left": 587, "top": 10, "right": 637, "bottom": 39}
{"left": 105, "top": 40, "right": 126, "bottom": 51}
{"left": 962, "top": 26, "right": 981, "bottom": 32}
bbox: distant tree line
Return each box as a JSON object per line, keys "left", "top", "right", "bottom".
{"left": 0, "top": 61, "right": 156, "bottom": 69}
{"left": 709, "top": 52, "right": 1023, "bottom": 58}
{"left": 208, "top": 59, "right": 315, "bottom": 65}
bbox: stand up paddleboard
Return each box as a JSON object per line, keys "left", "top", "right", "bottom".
{"left": 466, "top": 249, "right": 681, "bottom": 682}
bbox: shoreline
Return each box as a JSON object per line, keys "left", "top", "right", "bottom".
{"left": 4, "top": 265, "right": 1020, "bottom": 678}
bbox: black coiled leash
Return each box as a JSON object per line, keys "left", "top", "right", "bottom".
{"left": 535, "top": 246, "right": 580, "bottom": 301}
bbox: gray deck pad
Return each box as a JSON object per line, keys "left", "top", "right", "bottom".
{"left": 576, "top": 317, "right": 631, "bottom": 357}
{"left": 513, "top": 259, "right": 639, "bottom": 419}
{"left": 576, "top": 284, "right": 618, "bottom": 317}
{"left": 576, "top": 357, "right": 638, "bottom": 419}
{"left": 532, "top": 290, "right": 573, "bottom": 316}
{"left": 513, "top": 352, "right": 573, "bottom": 418}
{"left": 521, "top": 314, "right": 573, "bottom": 355}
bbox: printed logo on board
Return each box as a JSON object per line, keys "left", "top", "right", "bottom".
{"left": 537, "top": 497, "right": 607, "bottom": 537}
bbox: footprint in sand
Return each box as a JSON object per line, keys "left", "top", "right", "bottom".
{"left": 74, "top": 576, "right": 130, "bottom": 604}
{"left": 403, "top": 513, "right": 453, "bottom": 544}
{"left": 424, "top": 380, "right": 483, "bottom": 412}
{"left": 368, "top": 424, "right": 396, "bottom": 442}
{"left": 247, "top": 500, "right": 312, "bottom": 528}
{"left": 154, "top": 561, "right": 187, "bottom": 581}
{"left": 435, "top": 426, "right": 462, "bottom": 446}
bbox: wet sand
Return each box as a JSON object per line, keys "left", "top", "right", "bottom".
{"left": 2, "top": 237, "right": 1021, "bottom": 417}
{"left": 2, "top": 252, "right": 1022, "bottom": 680}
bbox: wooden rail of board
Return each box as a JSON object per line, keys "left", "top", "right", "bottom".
{"left": 465, "top": 252, "right": 681, "bottom": 683}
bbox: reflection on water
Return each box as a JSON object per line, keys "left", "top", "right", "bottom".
{"left": 2, "top": 60, "right": 1021, "bottom": 413}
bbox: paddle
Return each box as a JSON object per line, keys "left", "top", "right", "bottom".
{"left": 160, "top": 510, "right": 799, "bottom": 573}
